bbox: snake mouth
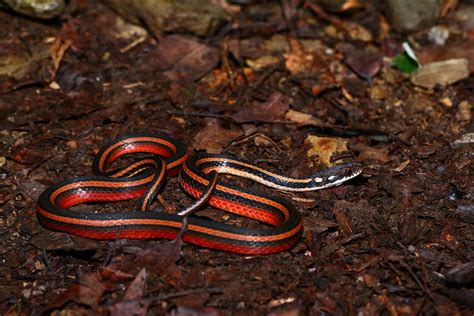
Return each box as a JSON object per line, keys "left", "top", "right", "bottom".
{"left": 311, "top": 162, "right": 363, "bottom": 189}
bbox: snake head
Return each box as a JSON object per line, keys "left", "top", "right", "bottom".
{"left": 312, "top": 162, "right": 363, "bottom": 189}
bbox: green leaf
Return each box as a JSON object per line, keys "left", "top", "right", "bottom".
{"left": 392, "top": 52, "right": 419, "bottom": 73}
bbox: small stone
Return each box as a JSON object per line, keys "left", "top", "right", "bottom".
{"left": 427, "top": 25, "right": 450, "bottom": 45}
{"left": 48, "top": 81, "right": 61, "bottom": 90}
{"left": 368, "top": 85, "right": 388, "bottom": 100}
{"left": 385, "top": 0, "right": 441, "bottom": 32}
{"left": 440, "top": 97, "right": 453, "bottom": 107}
{"left": 451, "top": 133, "right": 474, "bottom": 149}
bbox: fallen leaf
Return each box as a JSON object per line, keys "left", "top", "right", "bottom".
{"left": 193, "top": 119, "right": 243, "bottom": 154}
{"left": 305, "top": 135, "right": 348, "bottom": 166}
{"left": 410, "top": 59, "right": 470, "bottom": 88}
{"left": 0, "top": 43, "right": 50, "bottom": 80}
{"left": 98, "top": 266, "right": 135, "bottom": 283}
{"left": 341, "top": 0, "right": 364, "bottom": 11}
{"left": 246, "top": 55, "right": 280, "bottom": 70}
{"left": 49, "top": 37, "right": 71, "bottom": 78}
{"left": 284, "top": 38, "right": 334, "bottom": 95}
{"left": 153, "top": 35, "right": 219, "bottom": 81}
{"left": 343, "top": 21, "right": 373, "bottom": 42}
{"left": 46, "top": 272, "right": 109, "bottom": 309}
{"left": 352, "top": 143, "right": 389, "bottom": 163}
{"left": 9, "top": 146, "right": 46, "bottom": 165}
{"left": 18, "top": 180, "right": 47, "bottom": 201}
{"left": 333, "top": 203, "right": 353, "bottom": 238}
{"left": 285, "top": 109, "right": 324, "bottom": 126}
{"left": 30, "top": 231, "right": 99, "bottom": 251}
{"left": 345, "top": 49, "right": 382, "bottom": 81}
{"left": 124, "top": 269, "right": 147, "bottom": 301}
{"left": 109, "top": 299, "right": 150, "bottom": 316}
{"left": 440, "top": 0, "right": 460, "bottom": 17}
{"left": 445, "top": 262, "right": 474, "bottom": 287}
{"left": 393, "top": 160, "right": 411, "bottom": 172}
{"left": 233, "top": 92, "right": 289, "bottom": 123}
{"left": 172, "top": 305, "right": 223, "bottom": 316}
{"left": 115, "top": 239, "right": 184, "bottom": 287}
{"left": 285, "top": 38, "right": 329, "bottom": 77}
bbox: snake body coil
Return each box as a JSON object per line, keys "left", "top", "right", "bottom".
{"left": 37, "top": 133, "right": 362, "bottom": 254}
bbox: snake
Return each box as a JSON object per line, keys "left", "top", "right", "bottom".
{"left": 37, "top": 133, "right": 362, "bottom": 255}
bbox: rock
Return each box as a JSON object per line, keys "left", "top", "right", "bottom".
{"left": 410, "top": 58, "right": 469, "bottom": 88}
{"left": 102, "top": 0, "right": 227, "bottom": 37}
{"left": 451, "top": 133, "right": 474, "bottom": 149}
{"left": 384, "top": 0, "right": 440, "bottom": 32}
{"left": 0, "top": 0, "right": 64, "bottom": 19}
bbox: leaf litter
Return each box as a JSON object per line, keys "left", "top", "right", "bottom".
{"left": 0, "top": 0, "right": 473, "bottom": 314}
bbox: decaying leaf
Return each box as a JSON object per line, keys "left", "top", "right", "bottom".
{"left": 246, "top": 55, "right": 280, "bottom": 70}
{"left": 193, "top": 119, "right": 243, "bottom": 154}
{"left": 285, "top": 109, "right": 324, "bottom": 126}
{"left": 123, "top": 268, "right": 147, "bottom": 301}
{"left": 154, "top": 35, "right": 219, "bottom": 81}
{"left": 352, "top": 143, "right": 390, "bottom": 163}
{"left": 233, "top": 92, "right": 288, "bottom": 123}
{"left": 305, "top": 135, "right": 348, "bottom": 166}
{"left": 345, "top": 49, "right": 382, "bottom": 81}
{"left": 46, "top": 272, "right": 109, "bottom": 310}
{"left": 410, "top": 58, "right": 469, "bottom": 88}
{"left": 416, "top": 43, "right": 474, "bottom": 73}
{"left": 0, "top": 44, "right": 50, "bottom": 80}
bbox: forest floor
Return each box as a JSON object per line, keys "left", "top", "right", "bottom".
{"left": 0, "top": 1, "right": 473, "bottom": 314}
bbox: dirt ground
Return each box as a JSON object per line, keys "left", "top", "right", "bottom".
{"left": 0, "top": 1, "right": 473, "bottom": 315}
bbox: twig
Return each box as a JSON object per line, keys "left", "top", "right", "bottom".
{"left": 167, "top": 110, "right": 296, "bottom": 125}
{"left": 156, "top": 287, "right": 223, "bottom": 300}
{"left": 301, "top": 125, "right": 391, "bottom": 141}
{"left": 304, "top": 1, "right": 349, "bottom": 38}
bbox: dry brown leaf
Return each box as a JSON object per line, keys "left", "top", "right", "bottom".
{"left": 193, "top": 119, "right": 243, "bottom": 154}
{"left": 123, "top": 269, "right": 147, "bottom": 301}
{"left": 154, "top": 35, "right": 219, "bottom": 81}
{"left": 284, "top": 37, "right": 328, "bottom": 77}
{"left": 352, "top": 143, "right": 389, "bottom": 163}
{"left": 233, "top": 92, "right": 288, "bottom": 123}
{"left": 333, "top": 206, "right": 353, "bottom": 238}
{"left": 416, "top": 43, "right": 474, "bottom": 73}
{"left": 109, "top": 299, "right": 150, "bottom": 316}
{"left": 440, "top": 0, "right": 459, "bottom": 17}
{"left": 246, "top": 55, "right": 280, "bottom": 70}
{"left": 345, "top": 49, "right": 382, "bottom": 81}
{"left": 343, "top": 21, "right": 373, "bottom": 42}
{"left": 410, "top": 59, "right": 469, "bottom": 88}
{"left": 285, "top": 109, "right": 323, "bottom": 126}
{"left": 49, "top": 38, "right": 72, "bottom": 77}
{"left": 46, "top": 272, "right": 109, "bottom": 310}
{"left": 305, "top": 135, "right": 348, "bottom": 166}
{"left": 341, "top": 0, "right": 363, "bottom": 11}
